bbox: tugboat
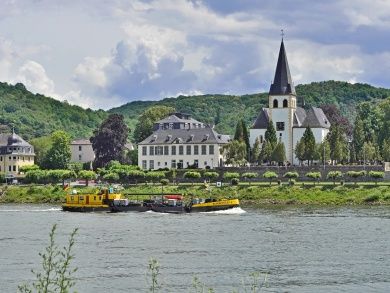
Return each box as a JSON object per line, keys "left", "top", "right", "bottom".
{"left": 62, "top": 188, "right": 123, "bottom": 212}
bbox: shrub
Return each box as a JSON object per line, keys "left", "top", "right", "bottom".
{"left": 363, "top": 194, "right": 380, "bottom": 203}
{"left": 203, "top": 172, "right": 219, "bottom": 182}
{"left": 289, "top": 179, "right": 296, "bottom": 186}
{"left": 346, "top": 171, "right": 366, "bottom": 184}
{"left": 183, "top": 171, "right": 201, "bottom": 185}
{"left": 327, "top": 171, "right": 343, "bottom": 185}
{"left": 368, "top": 171, "right": 384, "bottom": 185}
{"left": 231, "top": 178, "right": 240, "bottom": 185}
{"left": 223, "top": 172, "right": 240, "bottom": 180}
{"left": 103, "top": 172, "right": 120, "bottom": 183}
{"left": 263, "top": 171, "right": 278, "bottom": 185}
{"left": 19, "top": 165, "right": 40, "bottom": 173}
{"left": 306, "top": 172, "right": 321, "bottom": 185}
{"left": 145, "top": 171, "right": 166, "bottom": 183}
{"left": 78, "top": 170, "right": 96, "bottom": 186}
{"left": 160, "top": 179, "right": 169, "bottom": 186}
{"left": 283, "top": 172, "right": 299, "bottom": 183}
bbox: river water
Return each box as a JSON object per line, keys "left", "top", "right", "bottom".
{"left": 0, "top": 204, "right": 389, "bottom": 292}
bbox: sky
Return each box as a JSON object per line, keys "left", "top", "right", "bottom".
{"left": 0, "top": 0, "right": 390, "bottom": 110}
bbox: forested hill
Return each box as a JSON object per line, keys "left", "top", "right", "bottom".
{"left": 0, "top": 82, "right": 107, "bottom": 140}
{"left": 110, "top": 80, "right": 390, "bottom": 136}
{"left": 0, "top": 80, "right": 389, "bottom": 141}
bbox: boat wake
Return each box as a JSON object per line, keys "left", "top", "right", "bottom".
{"left": 0, "top": 207, "right": 62, "bottom": 213}
{"left": 201, "top": 207, "right": 246, "bottom": 214}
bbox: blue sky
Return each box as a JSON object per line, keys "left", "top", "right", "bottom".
{"left": 0, "top": 0, "right": 389, "bottom": 109}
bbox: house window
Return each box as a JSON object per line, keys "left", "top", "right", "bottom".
{"left": 186, "top": 145, "right": 191, "bottom": 155}
{"left": 142, "top": 146, "right": 147, "bottom": 156}
{"left": 194, "top": 160, "right": 199, "bottom": 168}
{"left": 155, "top": 146, "right": 162, "bottom": 155}
{"left": 276, "top": 122, "right": 285, "bottom": 131}
{"left": 273, "top": 99, "right": 278, "bottom": 108}
{"left": 171, "top": 160, "right": 176, "bottom": 168}
{"left": 209, "top": 145, "right": 214, "bottom": 155}
{"left": 283, "top": 99, "right": 288, "bottom": 108}
{"left": 149, "top": 160, "right": 154, "bottom": 170}
{"left": 157, "top": 162, "right": 161, "bottom": 167}
{"left": 149, "top": 146, "right": 154, "bottom": 156}
{"left": 0, "top": 157, "right": 2, "bottom": 161}
{"left": 201, "top": 145, "right": 207, "bottom": 155}
{"left": 142, "top": 160, "right": 147, "bottom": 169}
{"left": 13, "top": 156, "right": 16, "bottom": 160}
{"left": 13, "top": 165, "right": 16, "bottom": 172}
{"left": 179, "top": 146, "right": 184, "bottom": 155}
{"left": 171, "top": 146, "right": 176, "bottom": 155}
{"left": 8, "top": 166, "right": 11, "bottom": 172}
{"left": 79, "top": 154, "right": 82, "bottom": 161}
{"left": 178, "top": 160, "right": 183, "bottom": 169}
{"left": 79, "top": 146, "right": 82, "bottom": 151}
{"left": 194, "top": 145, "right": 199, "bottom": 155}
{"left": 164, "top": 146, "right": 169, "bottom": 155}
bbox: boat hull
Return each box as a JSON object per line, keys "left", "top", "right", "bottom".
{"left": 151, "top": 205, "right": 186, "bottom": 214}
{"left": 62, "top": 205, "right": 109, "bottom": 212}
{"left": 189, "top": 199, "right": 240, "bottom": 213}
{"left": 109, "top": 205, "right": 151, "bottom": 213}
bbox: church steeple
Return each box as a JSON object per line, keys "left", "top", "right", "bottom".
{"left": 269, "top": 39, "right": 296, "bottom": 96}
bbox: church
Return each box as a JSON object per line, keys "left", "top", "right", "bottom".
{"left": 249, "top": 39, "right": 330, "bottom": 165}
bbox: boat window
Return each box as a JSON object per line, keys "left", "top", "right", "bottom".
{"left": 94, "top": 196, "right": 96, "bottom": 200}
{"left": 99, "top": 196, "right": 101, "bottom": 200}
{"left": 79, "top": 196, "right": 84, "bottom": 200}
{"left": 71, "top": 196, "right": 74, "bottom": 201}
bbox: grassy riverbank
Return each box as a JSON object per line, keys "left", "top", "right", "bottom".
{"left": 1, "top": 183, "right": 390, "bottom": 205}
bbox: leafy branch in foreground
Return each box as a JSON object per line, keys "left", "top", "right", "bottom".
{"left": 18, "top": 224, "right": 78, "bottom": 293}
{"left": 147, "top": 258, "right": 161, "bottom": 293}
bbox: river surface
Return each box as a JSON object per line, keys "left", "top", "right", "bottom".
{"left": 0, "top": 204, "right": 389, "bottom": 292}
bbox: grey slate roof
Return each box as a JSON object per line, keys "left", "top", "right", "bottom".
{"left": 71, "top": 139, "right": 91, "bottom": 145}
{"left": 252, "top": 108, "right": 270, "bottom": 129}
{"left": 156, "top": 114, "right": 203, "bottom": 125}
{"left": 0, "top": 133, "right": 32, "bottom": 147}
{"left": 269, "top": 40, "right": 296, "bottom": 96}
{"left": 251, "top": 106, "right": 330, "bottom": 129}
{"left": 139, "top": 127, "right": 231, "bottom": 145}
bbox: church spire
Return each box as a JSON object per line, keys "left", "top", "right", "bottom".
{"left": 269, "top": 38, "right": 296, "bottom": 96}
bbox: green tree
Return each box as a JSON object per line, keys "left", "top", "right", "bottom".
{"left": 260, "top": 140, "right": 273, "bottom": 165}
{"left": 302, "top": 127, "right": 316, "bottom": 164}
{"left": 362, "top": 141, "right": 376, "bottom": 164}
{"left": 30, "top": 136, "right": 53, "bottom": 168}
{"left": 223, "top": 172, "right": 240, "bottom": 184}
{"left": 233, "top": 120, "right": 244, "bottom": 141}
{"left": 78, "top": 170, "right": 96, "bottom": 186}
{"left": 233, "top": 120, "right": 250, "bottom": 161}
{"left": 241, "top": 172, "right": 257, "bottom": 185}
{"left": 43, "top": 131, "right": 71, "bottom": 170}
{"left": 328, "top": 125, "right": 347, "bottom": 164}
{"left": 382, "top": 139, "right": 390, "bottom": 162}
{"left": 91, "top": 114, "right": 129, "bottom": 169}
{"left": 346, "top": 171, "right": 366, "bottom": 185}
{"left": 353, "top": 115, "right": 365, "bottom": 162}
{"left": 264, "top": 120, "right": 277, "bottom": 148}
{"left": 145, "top": 171, "right": 166, "bottom": 184}
{"left": 222, "top": 140, "right": 247, "bottom": 166}
{"left": 103, "top": 172, "right": 120, "bottom": 183}
{"left": 368, "top": 171, "right": 384, "bottom": 185}
{"left": 133, "top": 106, "right": 175, "bottom": 143}
{"left": 272, "top": 142, "right": 286, "bottom": 165}
{"left": 294, "top": 140, "right": 305, "bottom": 165}
{"left": 327, "top": 171, "right": 343, "bottom": 185}
{"left": 251, "top": 137, "right": 261, "bottom": 164}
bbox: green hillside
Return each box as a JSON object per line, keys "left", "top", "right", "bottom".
{"left": 110, "top": 80, "right": 390, "bottom": 137}
{"left": 0, "top": 82, "right": 107, "bottom": 140}
{"left": 0, "top": 80, "right": 389, "bottom": 142}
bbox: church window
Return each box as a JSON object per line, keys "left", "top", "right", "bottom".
{"left": 273, "top": 99, "right": 278, "bottom": 108}
{"left": 283, "top": 99, "right": 288, "bottom": 108}
{"left": 276, "top": 122, "right": 285, "bottom": 131}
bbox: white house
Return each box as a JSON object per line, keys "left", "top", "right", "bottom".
{"left": 249, "top": 39, "right": 330, "bottom": 165}
{"left": 138, "top": 113, "right": 231, "bottom": 170}
{"left": 70, "top": 139, "right": 95, "bottom": 164}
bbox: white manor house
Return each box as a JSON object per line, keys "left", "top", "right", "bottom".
{"left": 138, "top": 113, "right": 230, "bottom": 170}
{"left": 249, "top": 39, "right": 330, "bottom": 165}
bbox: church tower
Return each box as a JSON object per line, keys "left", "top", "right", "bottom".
{"left": 267, "top": 39, "right": 296, "bottom": 163}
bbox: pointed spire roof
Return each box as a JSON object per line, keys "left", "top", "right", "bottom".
{"left": 269, "top": 40, "right": 296, "bottom": 96}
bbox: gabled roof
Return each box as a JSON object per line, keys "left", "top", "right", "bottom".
{"left": 252, "top": 108, "right": 270, "bottom": 129}
{"left": 269, "top": 40, "right": 296, "bottom": 96}
{"left": 138, "top": 127, "right": 231, "bottom": 145}
{"left": 300, "top": 107, "right": 331, "bottom": 129}
{"left": 293, "top": 107, "right": 307, "bottom": 127}
{"left": 156, "top": 114, "right": 203, "bottom": 126}
{"left": 71, "top": 139, "right": 91, "bottom": 145}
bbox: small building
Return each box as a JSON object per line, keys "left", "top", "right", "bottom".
{"left": 70, "top": 139, "right": 95, "bottom": 164}
{"left": 0, "top": 131, "right": 35, "bottom": 175}
{"left": 138, "top": 113, "right": 231, "bottom": 170}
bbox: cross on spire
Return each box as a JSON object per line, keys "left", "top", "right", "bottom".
{"left": 281, "top": 29, "right": 285, "bottom": 40}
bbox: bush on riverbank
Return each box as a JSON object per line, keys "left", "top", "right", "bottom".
{"left": 2, "top": 183, "right": 390, "bottom": 205}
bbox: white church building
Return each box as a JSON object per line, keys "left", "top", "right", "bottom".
{"left": 249, "top": 39, "right": 331, "bottom": 165}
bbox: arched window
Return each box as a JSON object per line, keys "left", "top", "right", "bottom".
{"left": 273, "top": 99, "right": 278, "bottom": 108}
{"left": 283, "top": 99, "right": 288, "bottom": 108}
{"left": 260, "top": 135, "right": 263, "bottom": 143}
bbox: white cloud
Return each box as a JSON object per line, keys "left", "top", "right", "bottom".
{"left": 16, "top": 60, "right": 56, "bottom": 97}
